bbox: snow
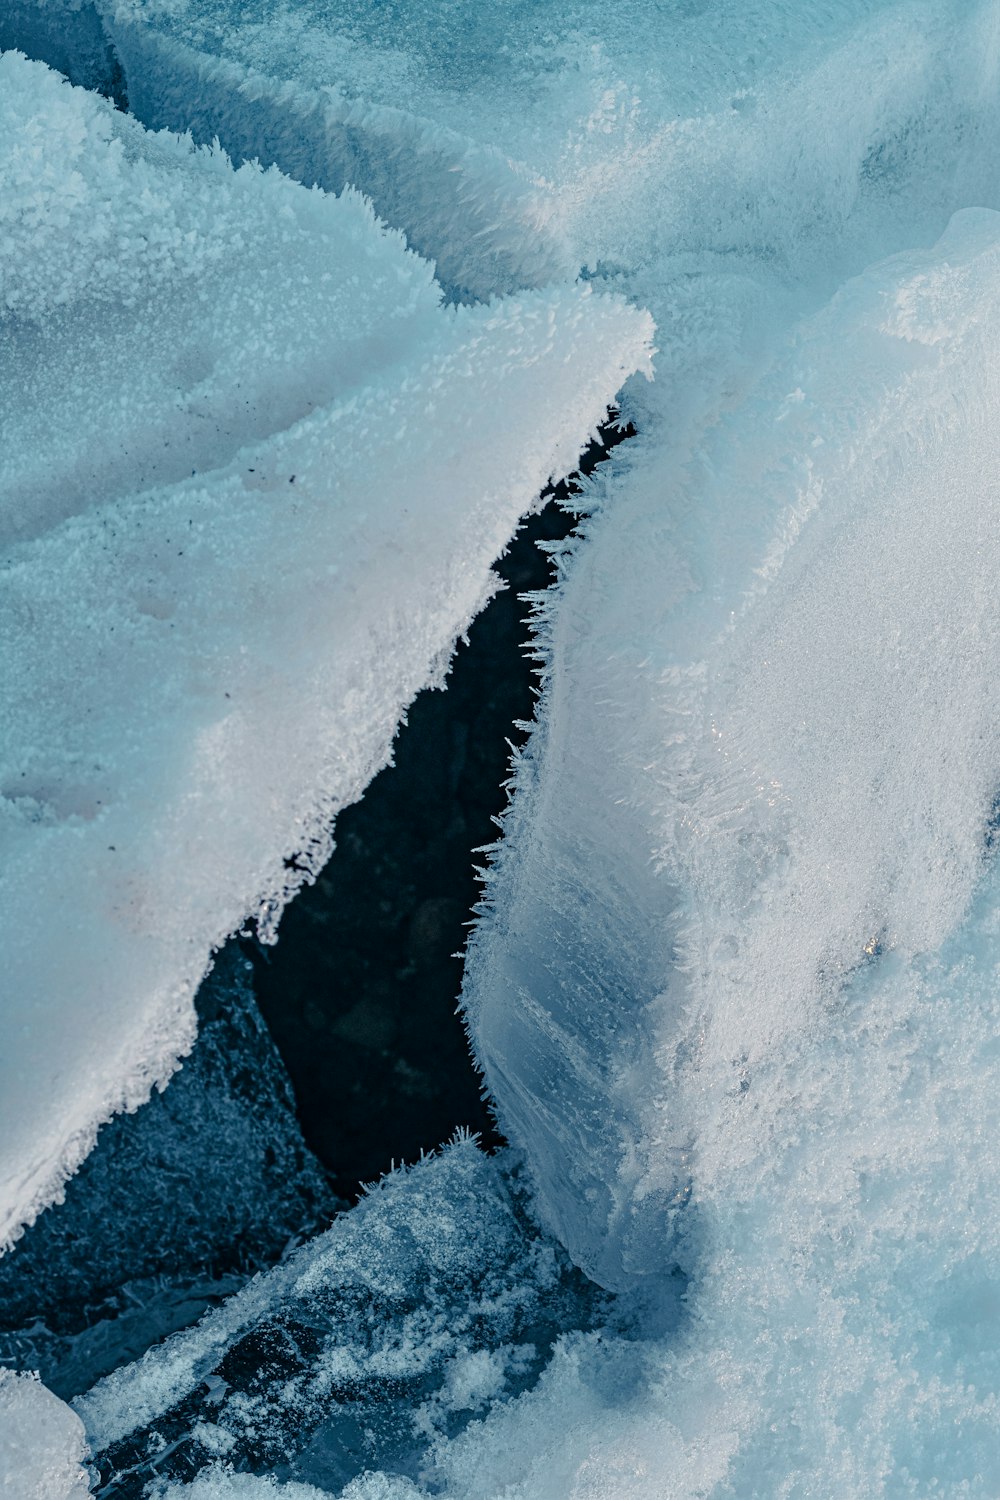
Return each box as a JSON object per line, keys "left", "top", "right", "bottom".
{"left": 431, "top": 865, "right": 1000, "bottom": 1496}
{"left": 0, "top": 1371, "right": 91, "bottom": 1499}
{"left": 467, "top": 207, "right": 1000, "bottom": 1288}
{"left": 162, "top": 1476, "right": 421, "bottom": 1500}
{"left": 0, "top": 50, "right": 651, "bottom": 1251}
{"left": 8, "top": 0, "right": 1000, "bottom": 1495}
{"left": 161, "top": 1477, "right": 334, "bottom": 1500}
{"left": 16, "top": 0, "right": 1000, "bottom": 302}
{"left": 75, "top": 1139, "right": 600, "bottom": 1488}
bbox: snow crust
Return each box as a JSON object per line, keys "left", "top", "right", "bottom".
{"left": 0, "top": 1371, "right": 91, "bottom": 1499}
{"left": 0, "top": 51, "right": 651, "bottom": 1250}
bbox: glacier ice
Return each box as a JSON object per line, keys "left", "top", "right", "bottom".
{"left": 0, "top": 49, "right": 651, "bottom": 1250}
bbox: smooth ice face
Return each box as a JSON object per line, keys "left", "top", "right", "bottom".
{"left": 0, "top": 52, "right": 652, "bottom": 1251}
{"left": 465, "top": 208, "right": 1000, "bottom": 1288}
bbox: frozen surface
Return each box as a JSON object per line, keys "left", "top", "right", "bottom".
{"left": 162, "top": 1477, "right": 339, "bottom": 1500}
{"left": 77, "top": 1140, "right": 604, "bottom": 1494}
{"left": 0, "top": 1371, "right": 91, "bottom": 1499}
{"left": 432, "top": 863, "right": 1000, "bottom": 1496}
{"left": 13, "top": 0, "right": 1000, "bottom": 300}
{"left": 0, "top": 2, "right": 125, "bottom": 103}
{"left": 161, "top": 1477, "right": 422, "bottom": 1499}
{"left": 467, "top": 208, "right": 1000, "bottom": 1287}
{"left": 8, "top": 0, "right": 1000, "bottom": 1495}
{"left": 0, "top": 51, "right": 651, "bottom": 1250}
{"left": 0, "top": 947, "right": 333, "bottom": 1400}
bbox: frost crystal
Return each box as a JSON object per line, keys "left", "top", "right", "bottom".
{"left": 7, "top": 1, "right": 1000, "bottom": 1496}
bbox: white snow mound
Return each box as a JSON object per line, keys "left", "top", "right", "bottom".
{"left": 466, "top": 207, "right": 1000, "bottom": 1286}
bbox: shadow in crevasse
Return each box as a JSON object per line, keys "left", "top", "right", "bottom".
{"left": 0, "top": 1, "right": 129, "bottom": 109}
{"left": 0, "top": 421, "right": 632, "bottom": 1408}
{"left": 241, "top": 420, "right": 635, "bottom": 1200}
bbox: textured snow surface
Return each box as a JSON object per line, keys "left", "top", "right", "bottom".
{"left": 468, "top": 207, "right": 1000, "bottom": 1288}
{"left": 161, "top": 1476, "right": 421, "bottom": 1500}
{"left": 161, "top": 1477, "right": 339, "bottom": 1500}
{"left": 8, "top": 0, "right": 1000, "bottom": 1495}
{"left": 18, "top": 0, "right": 1000, "bottom": 297}
{"left": 0, "top": 50, "right": 651, "bottom": 1250}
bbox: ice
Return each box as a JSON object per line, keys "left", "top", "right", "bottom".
{"left": 8, "top": 0, "right": 1000, "bottom": 1494}
{"left": 427, "top": 859, "right": 1000, "bottom": 1496}
{"left": 0, "top": 1371, "right": 91, "bottom": 1499}
{"left": 0, "top": 2, "right": 126, "bottom": 104}
{"left": 0, "top": 947, "right": 333, "bottom": 1400}
{"left": 465, "top": 207, "right": 1000, "bottom": 1288}
{"left": 12, "top": 0, "right": 1000, "bottom": 303}
{"left": 0, "top": 50, "right": 652, "bottom": 1250}
{"left": 76, "top": 1140, "right": 602, "bottom": 1492}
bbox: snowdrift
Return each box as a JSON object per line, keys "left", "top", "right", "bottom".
{"left": 467, "top": 208, "right": 1000, "bottom": 1287}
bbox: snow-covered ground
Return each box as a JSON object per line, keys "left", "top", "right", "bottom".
{"left": 6, "top": 1, "right": 1000, "bottom": 1495}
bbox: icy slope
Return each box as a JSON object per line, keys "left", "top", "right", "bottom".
{"left": 0, "top": 52, "right": 652, "bottom": 1251}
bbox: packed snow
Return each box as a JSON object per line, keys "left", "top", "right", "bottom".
{"left": 0, "top": 1371, "right": 91, "bottom": 1499}
{"left": 6, "top": 0, "right": 1000, "bottom": 1496}
{"left": 0, "top": 49, "right": 650, "bottom": 1251}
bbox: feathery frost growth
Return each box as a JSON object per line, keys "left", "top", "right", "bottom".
{"left": 0, "top": 48, "right": 650, "bottom": 1250}
{"left": 6, "top": 0, "right": 1000, "bottom": 1496}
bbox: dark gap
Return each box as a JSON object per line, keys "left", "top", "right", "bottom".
{"left": 240, "top": 418, "right": 635, "bottom": 1200}
{"left": 0, "top": 947, "right": 335, "bottom": 1398}
{"left": 0, "top": 2, "right": 129, "bottom": 109}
